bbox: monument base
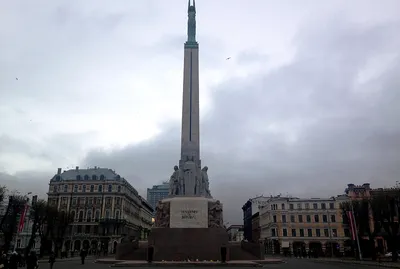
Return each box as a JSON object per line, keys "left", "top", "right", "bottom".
{"left": 148, "top": 227, "right": 228, "bottom": 261}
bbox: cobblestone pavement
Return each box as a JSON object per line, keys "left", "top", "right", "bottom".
{"left": 45, "top": 257, "right": 397, "bottom": 269}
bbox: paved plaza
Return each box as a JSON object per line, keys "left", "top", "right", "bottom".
{"left": 43, "top": 257, "right": 398, "bottom": 269}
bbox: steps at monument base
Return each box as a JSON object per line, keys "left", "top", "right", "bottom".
{"left": 228, "top": 243, "right": 259, "bottom": 261}
{"left": 148, "top": 227, "right": 229, "bottom": 261}
{"left": 116, "top": 241, "right": 148, "bottom": 260}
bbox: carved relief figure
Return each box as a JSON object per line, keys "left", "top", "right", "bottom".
{"left": 208, "top": 200, "right": 223, "bottom": 228}
{"left": 154, "top": 201, "right": 170, "bottom": 228}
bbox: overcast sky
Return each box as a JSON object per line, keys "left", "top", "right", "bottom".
{"left": 1, "top": 0, "right": 400, "bottom": 223}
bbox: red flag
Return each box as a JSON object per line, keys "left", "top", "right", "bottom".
{"left": 346, "top": 211, "right": 356, "bottom": 240}
{"left": 18, "top": 204, "right": 29, "bottom": 233}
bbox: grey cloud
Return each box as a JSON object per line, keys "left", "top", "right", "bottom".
{"left": 82, "top": 18, "right": 400, "bottom": 223}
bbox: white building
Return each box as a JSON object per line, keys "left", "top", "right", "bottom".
{"left": 259, "top": 195, "right": 350, "bottom": 256}
{"left": 226, "top": 225, "right": 244, "bottom": 242}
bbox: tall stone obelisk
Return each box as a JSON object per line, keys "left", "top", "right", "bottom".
{"left": 178, "top": 0, "right": 204, "bottom": 196}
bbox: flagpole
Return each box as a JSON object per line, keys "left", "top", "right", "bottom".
{"left": 350, "top": 202, "right": 362, "bottom": 260}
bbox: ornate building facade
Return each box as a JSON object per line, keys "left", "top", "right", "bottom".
{"left": 259, "top": 195, "right": 351, "bottom": 256}
{"left": 47, "top": 166, "right": 153, "bottom": 254}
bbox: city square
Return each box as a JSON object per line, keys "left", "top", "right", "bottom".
{"left": 1, "top": 0, "right": 400, "bottom": 268}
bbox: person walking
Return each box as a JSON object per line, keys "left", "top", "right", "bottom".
{"left": 79, "top": 249, "right": 87, "bottom": 265}
{"left": 48, "top": 252, "right": 55, "bottom": 269}
{"left": 25, "top": 252, "right": 38, "bottom": 269}
{"left": 9, "top": 252, "right": 18, "bottom": 269}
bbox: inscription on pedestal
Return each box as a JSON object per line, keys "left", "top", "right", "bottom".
{"left": 169, "top": 198, "right": 208, "bottom": 228}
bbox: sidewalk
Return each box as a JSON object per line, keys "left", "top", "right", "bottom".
{"left": 38, "top": 255, "right": 96, "bottom": 263}
{"left": 312, "top": 258, "right": 400, "bottom": 268}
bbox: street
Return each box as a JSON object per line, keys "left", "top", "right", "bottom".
{"left": 45, "top": 257, "right": 393, "bottom": 269}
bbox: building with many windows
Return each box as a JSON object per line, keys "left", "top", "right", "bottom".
{"left": 242, "top": 196, "right": 270, "bottom": 241}
{"left": 0, "top": 195, "right": 41, "bottom": 252}
{"left": 259, "top": 195, "right": 350, "bottom": 256}
{"left": 226, "top": 225, "right": 244, "bottom": 242}
{"left": 47, "top": 166, "right": 153, "bottom": 254}
{"left": 146, "top": 183, "right": 169, "bottom": 213}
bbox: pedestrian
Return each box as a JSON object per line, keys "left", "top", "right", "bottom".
{"left": 0, "top": 252, "right": 8, "bottom": 269}
{"left": 25, "top": 251, "right": 38, "bottom": 269}
{"left": 79, "top": 249, "right": 87, "bottom": 265}
{"left": 9, "top": 252, "right": 18, "bottom": 269}
{"left": 48, "top": 252, "right": 55, "bottom": 269}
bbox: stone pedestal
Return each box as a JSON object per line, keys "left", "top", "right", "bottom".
{"left": 150, "top": 196, "right": 227, "bottom": 261}
{"left": 148, "top": 227, "right": 228, "bottom": 261}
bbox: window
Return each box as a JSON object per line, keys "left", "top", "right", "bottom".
{"left": 95, "top": 210, "right": 100, "bottom": 221}
{"left": 291, "top": 229, "right": 296, "bottom": 237}
{"left": 71, "top": 211, "right": 76, "bottom": 220}
{"left": 116, "top": 197, "right": 120, "bottom": 205}
{"left": 316, "top": 229, "right": 321, "bottom": 237}
{"left": 84, "top": 175, "right": 89, "bottom": 180}
{"left": 82, "top": 185, "right": 86, "bottom": 192}
{"left": 314, "top": 215, "right": 319, "bottom": 222}
{"left": 106, "top": 197, "right": 111, "bottom": 205}
{"left": 98, "top": 185, "right": 103, "bottom": 192}
{"left": 290, "top": 215, "right": 295, "bottom": 222}
{"left": 329, "top": 203, "right": 335, "bottom": 209}
{"left": 105, "top": 210, "right": 110, "bottom": 219}
{"left": 305, "top": 203, "right": 310, "bottom": 209}
{"left": 323, "top": 215, "right": 328, "bottom": 222}
{"left": 282, "top": 215, "right": 286, "bottom": 223}
{"left": 108, "top": 184, "right": 112, "bottom": 192}
{"left": 298, "top": 215, "right": 303, "bottom": 223}
{"left": 86, "top": 210, "right": 92, "bottom": 222}
{"left": 331, "top": 215, "right": 336, "bottom": 222}
{"left": 74, "top": 185, "right": 78, "bottom": 192}
{"left": 281, "top": 203, "right": 285, "bottom": 210}
{"left": 321, "top": 203, "right": 326, "bottom": 209}
{"left": 115, "top": 210, "right": 120, "bottom": 219}
{"left": 72, "top": 198, "right": 77, "bottom": 205}
{"left": 324, "top": 229, "right": 329, "bottom": 237}
{"left": 306, "top": 215, "right": 311, "bottom": 223}
{"left": 78, "top": 211, "right": 84, "bottom": 222}
{"left": 53, "top": 185, "right": 58, "bottom": 192}
{"left": 117, "top": 186, "right": 121, "bottom": 192}
{"left": 313, "top": 203, "right": 318, "bottom": 209}
{"left": 88, "top": 198, "right": 93, "bottom": 205}
{"left": 271, "top": 228, "right": 276, "bottom": 237}
{"left": 76, "top": 175, "right": 81, "bottom": 180}
{"left": 100, "top": 175, "right": 105, "bottom": 180}
{"left": 90, "top": 185, "right": 94, "bottom": 192}
{"left": 307, "top": 229, "right": 312, "bottom": 237}
{"left": 297, "top": 203, "right": 302, "bottom": 209}
{"left": 64, "top": 185, "right": 68, "bottom": 192}
{"left": 273, "top": 215, "right": 277, "bottom": 223}
{"left": 299, "top": 229, "right": 304, "bottom": 237}
{"left": 332, "top": 229, "right": 337, "bottom": 237}
{"left": 289, "top": 204, "right": 294, "bottom": 210}
{"left": 282, "top": 228, "right": 288, "bottom": 237}
{"left": 92, "top": 175, "right": 97, "bottom": 180}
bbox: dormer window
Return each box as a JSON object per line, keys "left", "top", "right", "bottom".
{"left": 76, "top": 175, "right": 81, "bottom": 181}
{"left": 84, "top": 175, "right": 89, "bottom": 180}
{"left": 92, "top": 175, "right": 97, "bottom": 180}
{"left": 56, "top": 176, "right": 61, "bottom": 181}
{"left": 100, "top": 175, "right": 105, "bottom": 180}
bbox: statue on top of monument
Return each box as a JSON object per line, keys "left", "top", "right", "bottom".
{"left": 169, "top": 165, "right": 181, "bottom": 195}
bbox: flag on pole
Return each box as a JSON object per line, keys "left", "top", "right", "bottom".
{"left": 346, "top": 210, "right": 356, "bottom": 240}
{"left": 18, "top": 204, "right": 29, "bottom": 233}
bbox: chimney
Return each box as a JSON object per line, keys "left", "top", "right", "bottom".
{"left": 57, "top": 168, "right": 61, "bottom": 174}
{"left": 76, "top": 166, "right": 79, "bottom": 171}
